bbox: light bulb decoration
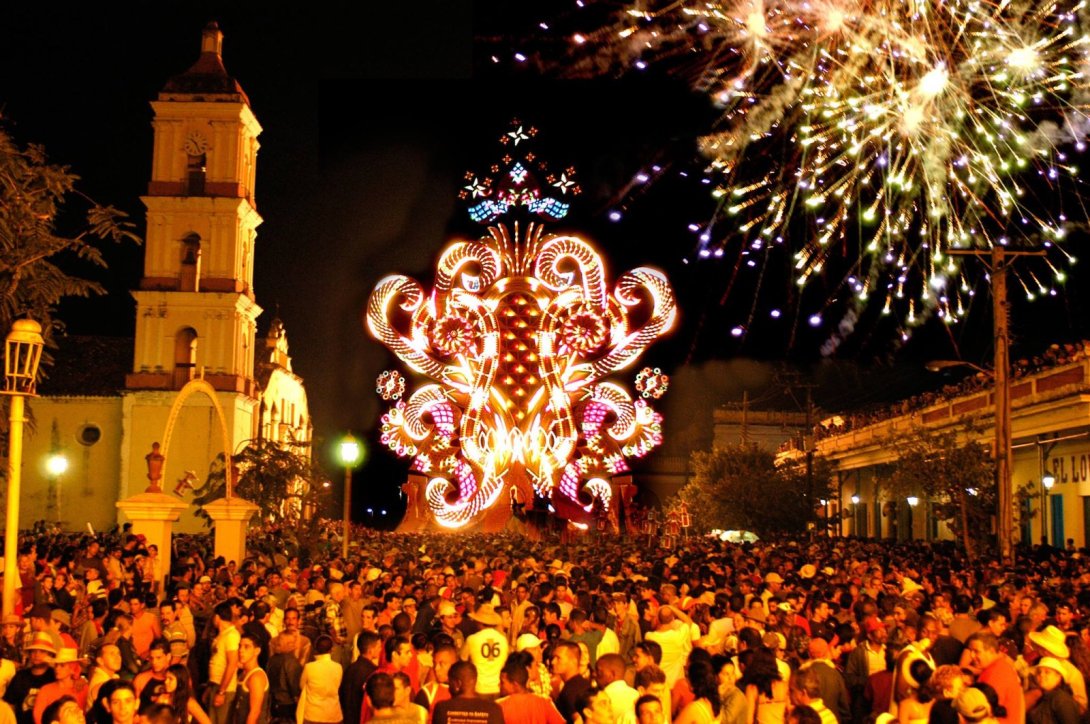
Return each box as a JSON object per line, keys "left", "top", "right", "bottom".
{"left": 376, "top": 370, "right": 407, "bottom": 401}
{"left": 635, "top": 366, "right": 670, "bottom": 399}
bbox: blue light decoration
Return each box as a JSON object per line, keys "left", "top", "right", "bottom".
{"left": 458, "top": 120, "right": 582, "bottom": 224}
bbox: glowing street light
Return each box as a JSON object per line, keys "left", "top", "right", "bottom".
{"left": 45, "top": 453, "right": 69, "bottom": 523}
{"left": 338, "top": 433, "right": 363, "bottom": 559}
{"left": 1042, "top": 472, "right": 1056, "bottom": 544}
{"left": 2, "top": 320, "right": 44, "bottom": 617}
{"left": 906, "top": 496, "right": 919, "bottom": 507}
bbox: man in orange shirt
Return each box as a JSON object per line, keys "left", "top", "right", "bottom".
{"left": 127, "top": 594, "right": 160, "bottom": 660}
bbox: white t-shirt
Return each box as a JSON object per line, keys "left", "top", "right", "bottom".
{"left": 209, "top": 626, "right": 241, "bottom": 692}
{"left": 463, "top": 626, "right": 509, "bottom": 695}
{"left": 646, "top": 624, "right": 696, "bottom": 687}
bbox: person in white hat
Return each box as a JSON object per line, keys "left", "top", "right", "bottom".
{"left": 1027, "top": 625, "right": 1088, "bottom": 710}
{"left": 32, "top": 647, "right": 86, "bottom": 722}
{"left": 6, "top": 632, "right": 57, "bottom": 720}
{"left": 462, "top": 604, "right": 509, "bottom": 698}
{"left": 515, "top": 634, "right": 551, "bottom": 698}
{"left": 437, "top": 601, "right": 465, "bottom": 651}
{"left": 1029, "top": 657, "right": 1081, "bottom": 724}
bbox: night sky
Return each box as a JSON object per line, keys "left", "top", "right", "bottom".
{"left": 4, "top": 3, "right": 1089, "bottom": 518}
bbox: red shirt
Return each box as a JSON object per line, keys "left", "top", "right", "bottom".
{"left": 498, "top": 693, "right": 565, "bottom": 724}
{"left": 978, "top": 656, "right": 1025, "bottom": 724}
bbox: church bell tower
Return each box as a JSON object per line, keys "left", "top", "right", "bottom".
{"left": 120, "top": 23, "right": 263, "bottom": 505}
{"left": 126, "top": 22, "right": 262, "bottom": 394}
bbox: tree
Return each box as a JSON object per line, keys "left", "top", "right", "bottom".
{"left": 0, "top": 122, "right": 140, "bottom": 354}
{"left": 883, "top": 427, "right": 994, "bottom": 558}
{"left": 677, "top": 444, "right": 833, "bottom": 536}
{"left": 192, "top": 438, "right": 332, "bottom": 555}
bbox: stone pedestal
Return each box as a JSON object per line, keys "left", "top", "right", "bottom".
{"left": 203, "top": 497, "right": 259, "bottom": 565}
{"left": 116, "top": 492, "right": 190, "bottom": 589}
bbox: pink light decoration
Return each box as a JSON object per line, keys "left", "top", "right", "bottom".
{"left": 367, "top": 222, "right": 676, "bottom": 529}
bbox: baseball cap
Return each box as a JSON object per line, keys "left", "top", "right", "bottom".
{"left": 516, "top": 633, "right": 544, "bottom": 652}
{"left": 198, "top": 575, "right": 212, "bottom": 584}
{"left": 954, "top": 687, "right": 991, "bottom": 720}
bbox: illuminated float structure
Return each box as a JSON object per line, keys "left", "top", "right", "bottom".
{"left": 367, "top": 125, "right": 676, "bottom": 531}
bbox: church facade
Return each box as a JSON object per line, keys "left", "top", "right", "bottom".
{"left": 8, "top": 24, "right": 311, "bottom": 533}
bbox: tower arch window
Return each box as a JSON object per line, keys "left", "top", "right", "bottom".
{"left": 173, "top": 327, "right": 198, "bottom": 389}
{"left": 180, "top": 233, "right": 202, "bottom": 291}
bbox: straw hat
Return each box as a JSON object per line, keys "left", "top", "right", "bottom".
{"left": 53, "top": 648, "right": 81, "bottom": 665}
{"left": 1028, "top": 626, "right": 1070, "bottom": 658}
{"left": 799, "top": 564, "right": 817, "bottom": 580}
{"left": 24, "top": 632, "right": 57, "bottom": 655}
{"left": 469, "top": 604, "right": 502, "bottom": 626}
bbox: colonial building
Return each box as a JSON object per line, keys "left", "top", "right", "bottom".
{"left": 7, "top": 24, "right": 311, "bottom": 533}
{"left": 813, "top": 348, "right": 1090, "bottom": 547}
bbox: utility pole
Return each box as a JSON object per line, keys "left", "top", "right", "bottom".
{"left": 741, "top": 390, "right": 749, "bottom": 445}
{"left": 780, "top": 371, "right": 820, "bottom": 531}
{"left": 949, "top": 245, "right": 1045, "bottom": 565}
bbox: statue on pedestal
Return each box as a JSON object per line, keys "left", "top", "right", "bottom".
{"left": 145, "top": 442, "right": 164, "bottom": 493}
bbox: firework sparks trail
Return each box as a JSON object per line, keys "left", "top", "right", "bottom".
{"left": 548, "top": 0, "right": 1090, "bottom": 339}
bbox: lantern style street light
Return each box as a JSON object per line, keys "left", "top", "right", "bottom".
{"left": 338, "top": 433, "right": 363, "bottom": 559}
{"left": 3, "top": 320, "right": 44, "bottom": 617}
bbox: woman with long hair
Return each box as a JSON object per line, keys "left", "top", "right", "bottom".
{"left": 739, "top": 649, "right": 788, "bottom": 723}
{"left": 164, "top": 664, "right": 211, "bottom": 724}
{"left": 711, "top": 654, "right": 749, "bottom": 724}
{"left": 675, "top": 657, "right": 724, "bottom": 724}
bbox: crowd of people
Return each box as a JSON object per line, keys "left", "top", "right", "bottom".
{"left": 813, "top": 341, "right": 1090, "bottom": 441}
{"left": 1, "top": 525, "right": 1089, "bottom": 724}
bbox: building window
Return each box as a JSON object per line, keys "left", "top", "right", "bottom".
{"left": 180, "top": 233, "right": 202, "bottom": 291}
{"left": 78, "top": 424, "right": 101, "bottom": 446}
{"left": 173, "top": 327, "right": 198, "bottom": 389}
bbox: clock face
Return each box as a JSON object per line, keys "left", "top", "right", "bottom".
{"left": 183, "top": 131, "right": 209, "bottom": 156}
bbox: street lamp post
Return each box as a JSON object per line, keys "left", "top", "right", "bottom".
{"left": 338, "top": 433, "right": 363, "bottom": 560}
{"left": 2, "top": 320, "right": 44, "bottom": 617}
{"left": 1042, "top": 473, "right": 1056, "bottom": 545}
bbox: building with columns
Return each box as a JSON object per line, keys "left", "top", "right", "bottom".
{"left": 810, "top": 347, "right": 1090, "bottom": 547}
{"left": 5, "top": 23, "right": 311, "bottom": 533}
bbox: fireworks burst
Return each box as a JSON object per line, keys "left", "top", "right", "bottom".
{"left": 532, "top": 0, "right": 1090, "bottom": 343}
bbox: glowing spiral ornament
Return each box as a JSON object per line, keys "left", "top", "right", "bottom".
{"left": 635, "top": 367, "right": 670, "bottom": 400}
{"left": 376, "top": 370, "right": 407, "bottom": 401}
